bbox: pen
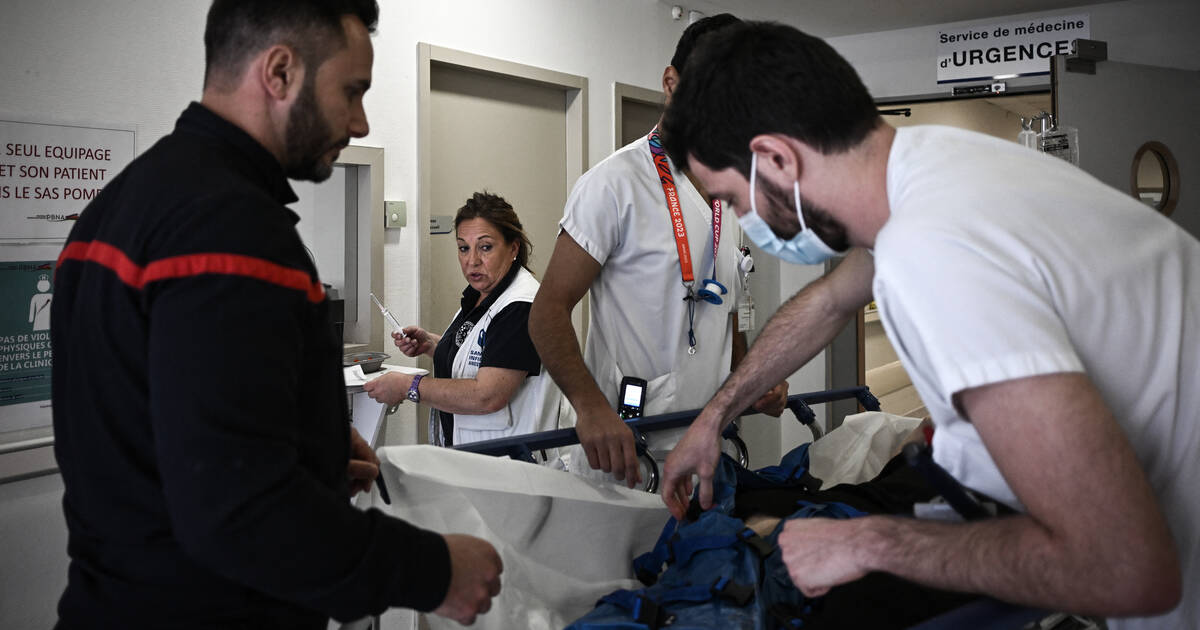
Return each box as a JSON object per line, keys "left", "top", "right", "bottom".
{"left": 375, "top": 471, "right": 391, "bottom": 505}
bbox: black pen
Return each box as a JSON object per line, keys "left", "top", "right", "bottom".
{"left": 375, "top": 471, "right": 391, "bottom": 505}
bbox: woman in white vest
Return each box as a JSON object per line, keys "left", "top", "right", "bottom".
{"left": 364, "top": 192, "right": 572, "bottom": 449}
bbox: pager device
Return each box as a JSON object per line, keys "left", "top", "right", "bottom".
{"left": 618, "top": 376, "right": 647, "bottom": 420}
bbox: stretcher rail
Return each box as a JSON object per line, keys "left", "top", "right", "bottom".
{"left": 454, "top": 386, "right": 881, "bottom": 462}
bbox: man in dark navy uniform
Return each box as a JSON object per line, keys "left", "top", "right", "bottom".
{"left": 51, "top": 2, "right": 501, "bottom": 627}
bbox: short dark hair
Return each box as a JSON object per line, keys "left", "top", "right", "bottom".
{"left": 454, "top": 192, "right": 534, "bottom": 272}
{"left": 662, "top": 21, "right": 881, "bottom": 177}
{"left": 670, "top": 13, "right": 742, "bottom": 74}
{"left": 204, "top": 0, "right": 379, "bottom": 89}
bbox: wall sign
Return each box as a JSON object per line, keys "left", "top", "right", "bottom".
{"left": 0, "top": 247, "right": 61, "bottom": 436}
{"left": 936, "top": 14, "right": 1090, "bottom": 84}
{"left": 1, "top": 119, "right": 134, "bottom": 241}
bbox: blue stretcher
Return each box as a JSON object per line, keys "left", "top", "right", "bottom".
{"left": 452, "top": 385, "right": 1051, "bottom": 629}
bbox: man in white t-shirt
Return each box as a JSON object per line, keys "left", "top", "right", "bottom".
{"left": 658, "top": 21, "right": 1196, "bottom": 629}
{"left": 529, "top": 14, "right": 788, "bottom": 488}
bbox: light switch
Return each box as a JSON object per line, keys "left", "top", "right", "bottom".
{"left": 385, "top": 200, "right": 406, "bottom": 229}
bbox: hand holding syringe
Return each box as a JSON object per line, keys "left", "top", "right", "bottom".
{"left": 370, "top": 292, "right": 406, "bottom": 337}
{"left": 370, "top": 293, "right": 438, "bottom": 357}
{"left": 393, "top": 327, "right": 436, "bottom": 357}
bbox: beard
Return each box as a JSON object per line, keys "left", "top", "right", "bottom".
{"left": 758, "top": 175, "right": 849, "bottom": 252}
{"left": 282, "top": 79, "right": 345, "bottom": 183}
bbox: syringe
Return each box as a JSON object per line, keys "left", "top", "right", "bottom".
{"left": 369, "top": 292, "right": 406, "bottom": 337}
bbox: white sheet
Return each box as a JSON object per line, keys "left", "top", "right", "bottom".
{"left": 808, "top": 411, "right": 924, "bottom": 486}
{"left": 374, "top": 445, "right": 669, "bottom": 630}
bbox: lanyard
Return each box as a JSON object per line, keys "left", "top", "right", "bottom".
{"left": 648, "top": 128, "right": 722, "bottom": 288}
{"left": 648, "top": 127, "right": 722, "bottom": 354}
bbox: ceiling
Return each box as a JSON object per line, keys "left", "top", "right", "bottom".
{"left": 691, "top": 0, "right": 1110, "bottom": 38}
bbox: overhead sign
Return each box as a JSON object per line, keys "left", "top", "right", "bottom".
{"left": 936, "top": 14, "right": 1090, "bottom": 84}
{"left": 1, "top": 119, "right": 134, "bottom": 241}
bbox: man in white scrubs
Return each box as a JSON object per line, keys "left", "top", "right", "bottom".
{"left": 659, "top": 21, "right": 1197, "bottom": 629}
{"left": 530, "top": 14, "right": 788, "bottom": 488}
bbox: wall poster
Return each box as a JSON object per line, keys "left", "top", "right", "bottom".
{"left": 1, "top": 118, "right": 134, "bottom": 242}
{"left": 0, "top": 246, "right": 63, "bottom": 437}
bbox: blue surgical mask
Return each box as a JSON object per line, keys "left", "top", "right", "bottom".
{"left": 737, "top": 152, "right": 839, "bottom": 265}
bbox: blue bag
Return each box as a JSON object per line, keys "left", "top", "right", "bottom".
{"left": 566, "top": 444, "right": 865, "bottom": 630}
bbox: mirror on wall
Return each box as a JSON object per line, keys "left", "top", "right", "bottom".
{"left": 1131, "top": 141, "right": 1179, "bottom": 216}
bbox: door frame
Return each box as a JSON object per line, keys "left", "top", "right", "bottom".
{"left": 332, "top": 145, "right": 386, "bottom": 353}
{"left": 416, "top": 43, "right": 589, "bottom": 359}
{"left": 612, "top": 81, "right": 662, "bottom": 153}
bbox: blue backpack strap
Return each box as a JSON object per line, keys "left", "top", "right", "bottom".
{"left": 627, "top": 574, "right": 757, "bottom": 609}
{"left": 668, "top": 523, "right": 774, "bottom": 566}
{"left": 768, "top": 601, "right": 811, "bottom": 629}
{"left": 737, "top": 526, "right": 777, "bottom": 558}
{"left": 653, "top": 584, "right": 714, "bottom": 605}
{"left": 598, "top": 590, "right": 676, "bottom": 629}
{"left": 632, "top": 517, "right": 678, "bottom": 586}
{"left": 669, "top": 533, "right": 739, "bottom": 566}
{"left": 709, "top": 574, "right": 756, "bottom": 607}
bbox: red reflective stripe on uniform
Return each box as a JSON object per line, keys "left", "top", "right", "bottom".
{"left": 143, "top": 253, "right": 325, "bottom": 302}
{"left": 57, "top": 240, "right": 325, "bottom": 303}
{"left": 58, "top": 241, "right": 143, "bottom": 288}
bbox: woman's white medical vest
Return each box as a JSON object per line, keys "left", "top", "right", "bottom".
{"left": 432, "top": 267, "right": 573, "bottom": 447}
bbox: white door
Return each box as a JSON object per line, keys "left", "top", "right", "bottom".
{"left": 417, "top": 49, "right": 587, "bottom": 444}
{"left": 428, "top": 66, "right": 568, "bottom": 326}
{"left": 1054, "top": 55, "right": 1199, "bottom": 237}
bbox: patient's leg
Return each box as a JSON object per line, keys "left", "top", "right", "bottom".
{"left": 744, "top": 513, "right": 782, "bottom": 537}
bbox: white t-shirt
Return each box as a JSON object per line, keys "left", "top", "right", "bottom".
{"left": 874, "top": 125, "right": 1200, "bottom": 629}
{"left": 561, "top": 133, "right": 743, "bottom": 419}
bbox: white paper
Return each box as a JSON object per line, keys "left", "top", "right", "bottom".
{"left": 350, "top": 392, "right": 386, "bottom": 447}
{"left": 342, "top": 363, "right": 427, "bottom": 387}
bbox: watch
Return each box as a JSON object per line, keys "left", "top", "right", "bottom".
{"left": 406, "top": 374, "right": 423, "bottom": 403}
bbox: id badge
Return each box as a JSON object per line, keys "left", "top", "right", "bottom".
{"left": 737, "top": 294, "right": 756, "bottom": 332}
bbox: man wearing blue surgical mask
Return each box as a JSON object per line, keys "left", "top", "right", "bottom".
{"left": 736, "top": 151, "right": 847, "bottom": 265}
{"left": 659, "top": 21, "right": 1197, "bottom": 630}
